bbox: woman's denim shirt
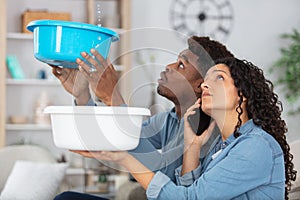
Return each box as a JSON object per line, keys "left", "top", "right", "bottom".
{"left": 129, "top": 107, "right": 217, "bottom": 182}
{"left": 146, "top": 119, "right": 285, "bottom": 200}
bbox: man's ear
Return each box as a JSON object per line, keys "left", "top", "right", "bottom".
{"left": 195, "top": 79, "right": 203, "bottom": 94}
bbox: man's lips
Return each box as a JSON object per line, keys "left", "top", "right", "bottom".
{"left": 158, "top": 72, "right": 167, "bottom": 83}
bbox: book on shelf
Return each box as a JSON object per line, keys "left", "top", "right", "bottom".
{"left": 6, "top": 55, "right": 25, "bottom": 79}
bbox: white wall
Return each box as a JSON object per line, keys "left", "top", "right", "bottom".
{"left": 6, "top": 0, "right": 300, "bottom": 142}
{"left": 129, "top": 0, "right": 300, "bottom": 141}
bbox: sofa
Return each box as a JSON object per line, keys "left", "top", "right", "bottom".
{"left": 0, "top": 145, "right": 68, "bottom": 200}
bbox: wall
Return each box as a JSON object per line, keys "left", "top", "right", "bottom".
{"left": 128, "top": 0, "right": 300, "bottom": 141}
{"left": 5, "top": 0, "right": 300, "bottom": 142}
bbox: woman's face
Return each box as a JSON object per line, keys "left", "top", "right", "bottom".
{"left": 201, "top": 64, "right": 240, "bottom": 116}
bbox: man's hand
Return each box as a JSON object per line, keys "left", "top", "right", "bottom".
{"left": 76, "top": 49, "right": 125, "bottom": 106}
{"left": 51, "top": 66, "right": 90, "bottom": 105}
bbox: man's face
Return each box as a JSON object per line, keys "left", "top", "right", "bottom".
{"left": 157, "top": 49, "right": 204, "bottom": 103}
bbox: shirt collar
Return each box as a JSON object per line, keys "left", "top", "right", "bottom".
{"left": 223, "top": 119, "right": 255, "bottom": 147}
{"left": 237, "top": 119, "right": 255, "bottom": 135}
{"left": 169, "top": 107, "right": 179, "bottom": 120}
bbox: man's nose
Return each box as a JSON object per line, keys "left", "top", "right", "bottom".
{"left": 166, "top": 63, "right": 176, "bottom": 71}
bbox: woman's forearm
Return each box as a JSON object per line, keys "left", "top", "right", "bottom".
{"left": 181, "top": 143, "right": 201, "bottom": 176}
{"left": 120, "top": 154, "right": 155, "bottom": 190}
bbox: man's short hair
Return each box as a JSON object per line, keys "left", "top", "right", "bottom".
{"left": 188, "top": 36, "right": 234, "bottom": 74}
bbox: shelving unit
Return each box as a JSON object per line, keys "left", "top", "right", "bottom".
{"left": 0, "top": 0, "right": 131, "bottom": 193}
{"left": 0, "top": 0, "right": 131, "bottom": 149}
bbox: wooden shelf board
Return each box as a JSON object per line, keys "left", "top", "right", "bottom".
{"left": 6, "top": 123, "right": 52, "bottom": 131}
{"left": 6, "top": 79, "right": 61, "bottom": 86}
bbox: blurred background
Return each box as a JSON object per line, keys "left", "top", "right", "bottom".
{"left": 0, "top": 0, "right": 299, "bottom": 197}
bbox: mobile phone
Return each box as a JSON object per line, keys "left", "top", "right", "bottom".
{"left": 187, "top": 107, "right": 211, "bottom": 136}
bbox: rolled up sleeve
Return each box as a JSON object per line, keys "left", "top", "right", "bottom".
{"left": 146, "top": 171, "right": 171, "bottom": 199}
{"left": 175, "top": 164, "right": 202, "bottom": 186}
{"left": 74, "top": 97, "right": 96, "bottom": 106}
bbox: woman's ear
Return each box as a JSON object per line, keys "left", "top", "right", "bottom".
{"left": 240, "top": 93, "right": 247, "bottom": 102}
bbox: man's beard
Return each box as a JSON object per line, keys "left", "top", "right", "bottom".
{"left": 157, "top": 85, "right": 178, "bottom": 104}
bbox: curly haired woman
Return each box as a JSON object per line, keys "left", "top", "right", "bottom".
{"left": 178, "top": 57, "right": 297, "bottom": 199}
{"left": 73, "top": 57, "right": 297, "bottom": 199}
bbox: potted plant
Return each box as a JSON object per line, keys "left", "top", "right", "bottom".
{"left": 270, "top": 29, "right": 300, "bottom": 115}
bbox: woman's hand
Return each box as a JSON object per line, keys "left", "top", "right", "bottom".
{"left": 51, "top": 66, "right": 90, "bottom": 105}
{"left": 184, "top": 98, "right": 216, "bottom": 149}
{"left": 182, "top": 98, "right": 216, "bottom": 175}
{"left": 76, "top": 49, "right": 125, "bottom": 106}
{"left": 71, "top": 150, "right": 130, "bottom": 165}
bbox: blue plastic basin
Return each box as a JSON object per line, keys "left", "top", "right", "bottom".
{"left": 27, "top": 20, "right": 119, "bottom": 68}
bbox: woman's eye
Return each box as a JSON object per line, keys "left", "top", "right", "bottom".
{"left": 217, "top": 75, "right": 224, "bottom": 80}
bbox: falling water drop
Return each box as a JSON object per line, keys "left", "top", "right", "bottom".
{"left": 96, "top": 3, "right": 102, "bottom": 27}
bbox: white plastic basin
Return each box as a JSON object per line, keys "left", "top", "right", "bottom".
{"left": 44, "top": 106, "right": 151, "bottom": 151}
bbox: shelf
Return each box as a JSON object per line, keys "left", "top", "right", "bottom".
{"left": 6, "top": 123, "right": 52, "bottom": 131}
{"left": 66, "top": 168, "right": 97, "bottom": 175}
{"left": 7, "top": 32, "right": 33, "bottom": 40}
{"left": 110, "top": 28, "right": 126, "bottom": 34}
{"left": 114, "top": 64, "right": 124, "bottom": 71}
{"left": 7, "top": 27, "right": 125, "bottom": 40}
{"left": 6, "top": 78, "right": 61, "bottom": 86}
{"left": 66, "top": 168, "right": 86, "bottom": 175}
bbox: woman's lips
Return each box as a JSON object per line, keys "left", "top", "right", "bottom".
{"left": 202, "top": 92, "right": 211, "bottom": 97}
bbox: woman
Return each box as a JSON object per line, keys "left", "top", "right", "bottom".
{"left": 74, "top": 57, "right": 296, "bottom": 199}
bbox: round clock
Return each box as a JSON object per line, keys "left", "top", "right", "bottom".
{"left": 169, "top": 0, "right": 234, "bottom": 42}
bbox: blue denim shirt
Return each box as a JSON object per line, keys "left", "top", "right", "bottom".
{"left": 85, "top": 99, "right": 216, "bottom": 182}
{"left": 129, "top": 107, "right": 217, "bottom": 182}
{"left": 146, "top": 119, "right": 285, "bottom": 200}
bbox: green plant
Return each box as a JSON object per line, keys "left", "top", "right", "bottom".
{"left": 270, "top": 29, "right": 300, "bottom": 115}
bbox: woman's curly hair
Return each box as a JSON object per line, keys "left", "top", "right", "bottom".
{"left": 215, "top": 57, "right": 297, "bottom": 199}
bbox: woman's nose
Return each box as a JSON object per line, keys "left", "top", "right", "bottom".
{"left": 201, "top": 81, "right": 209, "bottom": 90}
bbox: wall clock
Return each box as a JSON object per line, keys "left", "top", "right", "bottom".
{"left": 169, "top": 0, "right": 234, "bottom": 42}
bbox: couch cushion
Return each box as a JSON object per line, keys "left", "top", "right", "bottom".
{"left": 0, "top": 145, "right": 56, "bottom": 190}
{"left": 0, "top": 160, "right": 68, "bottom": 200}
{"left": 115, "top": 181, "right": 147, "bottom": 200}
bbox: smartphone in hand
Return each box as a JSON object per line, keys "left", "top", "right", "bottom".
{"left": 187, "top": 107, "right": 211, "bottom": 136}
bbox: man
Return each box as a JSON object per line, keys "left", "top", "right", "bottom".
{"left": 53, "top": 36, "right": 234, "bottom": 199}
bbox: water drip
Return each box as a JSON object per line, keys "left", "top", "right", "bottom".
{"left": 96, "top": 3, "right": 102, "bottom": 27}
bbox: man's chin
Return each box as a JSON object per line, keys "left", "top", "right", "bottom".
{"left": 157, "top": 85, "right": 165, "bottom": 95}
{"left": 157, "top": 85, "right": 173, "bottom": 100}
